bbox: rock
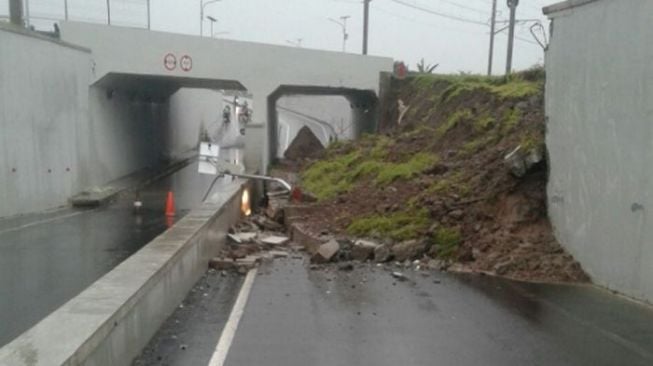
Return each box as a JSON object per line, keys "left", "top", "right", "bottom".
{"left": 504, "top": 144, "right": 544, "bottom": 178}
{"left": 338, "top": 263, "right": 354, "bottom": 271}
{"left": 209, "top": 257, "right": 236, "bottom": 271}
{"left": 253, "top": 216, "right": 284, "bottom": 231}
{"left": 426, "top": 259, "right": 448, "bottom": 271}
{"left": 311, "top": 239, "right": 340, "bottom": 263}
{"left": 261, "top": 235, "right": 290, "bottom": 246}
{"left": 284, "top": 126, "right": 325, "bottom": 160}
{"left": 391, "top": 272, "right": 408, "bottom": 282}
{"left": 374, "top": 244, "right": 392, "bottom": 263}
{"left": 391, "top": 239, "right": 428, "bottom": 262}
{"left": 449, "top": 209, "right": 464, "bottom": 220}
{"left": 352, "top": 239, "right": 380, "bottom": 261}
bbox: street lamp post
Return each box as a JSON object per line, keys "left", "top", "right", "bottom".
{"left": 206, "top": 15, "right": 217, "bottom": 37}
{"left": 328, "top": 15, "right": 351, "bottom": 52}
{"left": 200, "top": 0, "right": 221, "bottom": 37}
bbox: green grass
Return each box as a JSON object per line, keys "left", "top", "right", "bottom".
{"left": 302, "top": 136, "right": 440, "bottom": 200}
{"left": 347, "top": 208, "right": 431, "bottom": 241}
{"left": 501, "top": 108, "right": 522, "bottom": 135}
{"left": 437, "top": 109, "right": 473, "bottom": 137}
{"left": 375, "top": 153, "right": 440, "bottom": 185}
{"left": 432, "top": 227, "right": 462, "bottom": 259}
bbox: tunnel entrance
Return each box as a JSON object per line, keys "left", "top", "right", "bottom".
{"left": 92, "top": 72, "right": 249, "bottom": 182}
{"left": 267, "top": 85, "right": 378, "bottom": 163}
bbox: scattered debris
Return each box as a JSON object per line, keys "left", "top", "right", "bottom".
{"left": 338, "top": 263, "right": 354, "bottom": 271}
{"left": 261, "top": 235, "right": 290, "bottom": 246}
{"left": 311, "top": 239, "right": 341, "bottom": 264}
{"left": 228, "top": 232, "right": 258, "bottom": 244}
{"left": 391, "top": 272, "right": 408, "bottom": 282}
{"left": 351, "top": 239, "right": 380, "bottom": 261}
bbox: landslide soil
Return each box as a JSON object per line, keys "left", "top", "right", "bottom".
{"left": 285, "top": 70, "right": 588, "bottom": 283}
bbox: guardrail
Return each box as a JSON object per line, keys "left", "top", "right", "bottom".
{"left": 0, "top": 180, "right": 247, "bottom": 365}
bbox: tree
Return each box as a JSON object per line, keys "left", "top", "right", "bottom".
{"left": 416, "top": 58, "right": 439, "bottom": 74}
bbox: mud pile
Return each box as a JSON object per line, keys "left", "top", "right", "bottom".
{"left": 280, "top": 69, "right": 587, "bottom": 283}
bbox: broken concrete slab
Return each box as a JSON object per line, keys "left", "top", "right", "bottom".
{"left": 261, "top": 235, "right": 290, "bottom": 246}
{"left": 268, "top": 250, "right": 290, "bottom": 258}
{"left": 290, "top": 223, "right": 327, "bottom": 254}
{"left": 228, "top": 232, "right": 258, "bottom": 244}
{"left": 311, "top": 239, "right": 340, "bottom": 264}
{"left": 209, "top": 258, "right": 236, "bottom": 271}
{"left": 352, "top": 240, "right": 380, "bottom": 261}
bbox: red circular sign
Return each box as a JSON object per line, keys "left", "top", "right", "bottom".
{"left": 164, "top": 53, "right": 177, "bottom": 71}
{"left": 180, "top": 55, "right": 193, "bottom": 72}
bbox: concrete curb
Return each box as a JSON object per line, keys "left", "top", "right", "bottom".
{"left": 70, "top": 158, "right": 194, "bottom": 207}
{"left": 0, "top": 182, "right": 245, "bottom": 366}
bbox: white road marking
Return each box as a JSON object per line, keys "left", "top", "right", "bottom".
{"left": 0, "top": 210, "right": 89, "bottom": 236}
{"left": 208, "top": 268, "right": 258, "bottom": 366}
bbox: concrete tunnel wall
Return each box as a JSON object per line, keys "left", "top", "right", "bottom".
{"left": 267, "top": 85, "right": 379, "bottom": 161}
{"left": 545, "top": 0, "right": 653, "bottom": 303}
{"left": 57, "top": 21, "right": 394, "bottom": 174}
{"left": 0, "top": 24, "right": 168, "bottom": 218}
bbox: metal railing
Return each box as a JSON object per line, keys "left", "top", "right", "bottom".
{"left": 0, "top": 0, "right": 150, "bottom": 30}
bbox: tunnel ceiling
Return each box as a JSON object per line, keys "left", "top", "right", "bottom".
{"left": 95, "top": 73, "right": 246, "bottom": 102}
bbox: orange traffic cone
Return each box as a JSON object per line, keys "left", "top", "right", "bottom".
{"left": 165, "top": 191, "right": 176, "bottom": 217}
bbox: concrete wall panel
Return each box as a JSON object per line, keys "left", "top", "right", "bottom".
{"left": 0, "top": 28, "right": 90, "bottom": 217}
{"left": 0, "top": 26, "right": 168, "bottom": 218}
{"left": 545, "top": 0, "right": 653, "bottom": 302}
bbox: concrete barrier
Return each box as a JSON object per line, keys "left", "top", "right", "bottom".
{"left": 0, "top": 181, "right": 246, "bottom": 365}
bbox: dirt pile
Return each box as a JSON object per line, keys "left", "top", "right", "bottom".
{"left": 290, "top": 69, "right": 588, "bottom": 283}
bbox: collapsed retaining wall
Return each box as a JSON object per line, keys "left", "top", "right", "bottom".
{"left": 545, "top": 0, "right": 653, "bottom": 303}
{"left": 0, "top": 181, "right": 245, "bottom": 365}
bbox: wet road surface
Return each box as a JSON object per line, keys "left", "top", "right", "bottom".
{"left": 217, "top": 259, "right": 653, "bottom": 366}
{"left": 0, "top": 162, "right": 223, "bottom": 347}
{"left": 134, "top": 270, "right": 243, "bottom": 366}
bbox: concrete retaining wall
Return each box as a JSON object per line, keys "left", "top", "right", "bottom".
{"left": 0, "top": 181, "right": 245, "bottom": 365}
{"left": 545, "top": 0, "right": 653, "bottom": 302}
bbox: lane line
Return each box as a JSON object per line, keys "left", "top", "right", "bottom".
{"left": 208, "top": 268, "right": 258, "bottom": 366}
{"left": 0, "top": 210, "right": 90, "bottom": 236}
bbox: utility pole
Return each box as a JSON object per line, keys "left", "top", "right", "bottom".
{"left": 24, "top": 0, "right": 29, "bottom": 27}
{"left": 362, "top": 0, "right": 371, "bottom": 55}
{"left": 146, "top": 0, "right": 150, "bottom": 29}
{"left": 64, "top": 0, "right": 68, "bottom": 21}
{"left": 9, "top": 0, "right": 23, "bottom": 26}
{"left": 505, "top": 0, "right": 519, "bottom": 75}
{"left": 487, "top": 0, "right": 497, "bottom": 76}
{"left": 106, "top": 0, "right": 111, "bottom": 25}
{"left": 328, "top": 16, "right": 350, "bottom": 52}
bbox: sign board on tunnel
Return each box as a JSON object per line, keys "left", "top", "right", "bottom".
{"left": 180, "top": 55, "right": 193, "bottom": 72}
{"left": 199, "top": 142, "right": 219, "bottom": 175}
{"left": 198, "top": 142, "right": 245, "bottom": 176}
{"left": 164, "top": 53, "right": 177, "bottom": 71}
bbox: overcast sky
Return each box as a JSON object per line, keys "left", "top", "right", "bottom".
{"left": 3, "top": 0, "right": 554, "bottom": 74}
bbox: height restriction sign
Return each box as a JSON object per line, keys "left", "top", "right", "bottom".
{"left": 163, "top": 53, "right": 177, "bottom": 71}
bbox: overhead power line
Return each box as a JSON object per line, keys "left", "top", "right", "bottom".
{"left": 389, "top": 0, "right": 488, "bottom": 26}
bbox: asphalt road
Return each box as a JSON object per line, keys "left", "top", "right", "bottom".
{"left": 0, "top": 162, "right": 222, "bottom": 347}
{"left": 219, "top": 259, "right": 653, "bottom": 366}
